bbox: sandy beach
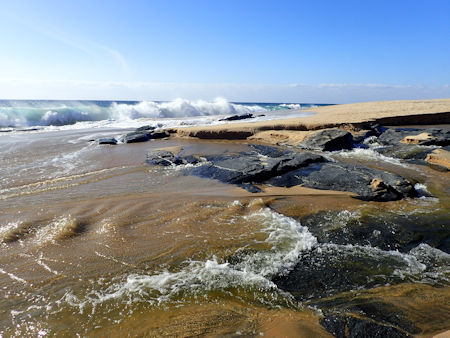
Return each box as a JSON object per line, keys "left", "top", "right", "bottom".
{"left": 174, "top": 99, "right": 450, "bottom": 140}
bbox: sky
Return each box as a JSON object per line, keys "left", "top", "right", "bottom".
{"left": 0, "top": 0, "right": 449, "bottom": 103}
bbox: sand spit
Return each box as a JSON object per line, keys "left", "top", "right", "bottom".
{"left": 174, "top": 99, "right": 450, "bottom": 140}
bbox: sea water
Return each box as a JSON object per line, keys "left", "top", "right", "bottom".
{"left": 0, "top": 99, "right": 449, "bottom": 336}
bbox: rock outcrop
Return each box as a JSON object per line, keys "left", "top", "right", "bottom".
{"left": 147, "top": 145, "right": 417, "bottom": 201}
{"left": 299, "top": 128, "right": 354, "bottom": 151}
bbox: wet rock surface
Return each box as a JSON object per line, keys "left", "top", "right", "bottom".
{"left": 146, "top": 144, "right": 417, "bottom": 201}
{"left": 299, "top": 210, "right": 450, "bottom": 253}
{"left": 377, "top": 128, "right": 450, "bottom": 147}
{"left": 98, "top": 137, "right": 117, "bottom": 145}
{"left": 267, "top": 162, "right": 416, "bottom": 201}
{"left": 300, "top": 128, "right": 354, "bottom": 151}
{"left": 120, "top": 126, "right": 170, "bottom": 143}
{"left": 319, "top": 314, "right": 412, "bottom": 338}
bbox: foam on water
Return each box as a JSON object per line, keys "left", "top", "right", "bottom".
{"left": 333, "top": 147, "right": 410, "bottom": 168}
{"left": 61, "top": 207, "right": 317, "bottom": 310}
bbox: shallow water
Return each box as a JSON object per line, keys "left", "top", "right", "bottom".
{"left": 0, "top": 127, "right": 449, "bottom": 336}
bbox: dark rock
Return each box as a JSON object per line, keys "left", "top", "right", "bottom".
{"left": 320, "top": 315, "right": 411, "bottom": 338}
{"left": 346, "top": 302, "right": 421, "bottom": 334}
{"left": 267, "top": 162, "right": 416, "bottom": 201}
{"left": 249, "top": 144, "right": 291, "bottom": 158}
{"left": 186, "top": 151, "right": 327, "bottom": 186}
{"left": 219, "top": 113, "right": 254, "bottom": 121}
{"left": 146, "top": 144, "right": 415, "bottom": 200}
{"left": 148, "top": 130, "right": 170, "bottom": 139}
{"left": 300, "top": 128, "right": 354, "bottom": 151}
{"left": 98, "top": 137, "right": 117, "bottom": 145}
{"left": 378, "top": 128, "right": 450, "bottom": 147}
{"left": 299, "top": 210, "right": 449, "bottom": 253}
{"left": 147, "top": 150, "right": 183, "bottom": 166}
{"left": 135, "top": 125, "right": 156, "bottom": 132}
{"left": 120, "top": 132, "right": 150, "bottom": 143}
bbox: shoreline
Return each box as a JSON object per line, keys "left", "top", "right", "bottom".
{"left": 173, "top": 99, "right": 450, "bottom": 140}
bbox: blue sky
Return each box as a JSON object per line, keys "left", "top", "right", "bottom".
{"left": 0, "top": 0, "right": 449, "bottom": 103}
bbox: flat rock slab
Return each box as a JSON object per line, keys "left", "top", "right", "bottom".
{"left": 147, "top": 145, "right": 417, "bottom": 201}
{"left": 267, "top": 162, "right": 416, "bottom": 201}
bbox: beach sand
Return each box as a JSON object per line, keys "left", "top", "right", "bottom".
{"left": 174, "top": 99, "right": 450, "bottom": 140}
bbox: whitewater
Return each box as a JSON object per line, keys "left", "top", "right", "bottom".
{"left": 0, "top": 98, "right": 322, "bottom": 131}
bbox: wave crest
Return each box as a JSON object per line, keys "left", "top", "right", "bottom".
{"left": 111, "top": 98, "right": 266, "bottom": 119}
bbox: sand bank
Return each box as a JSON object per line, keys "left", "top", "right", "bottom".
{"left": 174, "top": 99, "right": 450, "bottom": 140}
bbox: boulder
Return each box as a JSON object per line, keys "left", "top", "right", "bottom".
{"left": 120, "top": 132, "right": 150, "bottom": 143}
{"left": 300, "top": 128, "right": 354, "bottom": 151}
{"left": 98, "top": 137, "right": 117, "bottom": 145}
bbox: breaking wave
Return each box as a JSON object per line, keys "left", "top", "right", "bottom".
{"left": 0, "top": 99, "right": 315, "bottom": 128}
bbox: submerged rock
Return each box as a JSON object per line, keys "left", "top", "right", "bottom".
{"left": 147, "top": 150, "right": 183, "bottom": 166}
{"left": 299, "top": 210, "right": 450, "bottom": 253}
{"left": 320, "top": 315, "right": 412, "bottom": 338}
{"left": 300, "top": 128, "right": 354, "bottom": 151}
{"left": 98, "top": 137, "right": 117, "bottom": 145}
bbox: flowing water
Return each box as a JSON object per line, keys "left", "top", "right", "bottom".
{"left": 0, "top": 101, "right": 449, "bottom": 336}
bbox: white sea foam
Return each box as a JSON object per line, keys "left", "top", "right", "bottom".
{"left": 63, "top": 207, "right": 317, "bottom": 309}
{"left": 112, "top": 98, "right": 266, "bottom": 119}
{"left": 333, "top": 147, "right": 410, "bottom": 168}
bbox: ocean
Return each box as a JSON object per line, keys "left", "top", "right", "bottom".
{"left": 0, "top": 99, "right": 325, "bottom": 131}
{"left": 0, "top": 99, "right": 449, "bottom": 336}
